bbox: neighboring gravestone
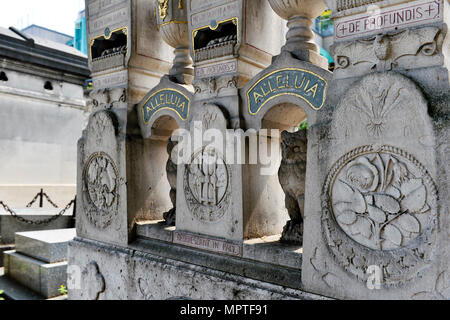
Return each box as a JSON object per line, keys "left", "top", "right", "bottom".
{"left": 3, "top": 229, "right": 76, "bottom": 299}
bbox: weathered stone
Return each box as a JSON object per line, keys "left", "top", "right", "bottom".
{"left": 3, "top": 250, "right": 68, "bottom": 298}
{"left": 69, "top": 0, "right": 450, "bottom": 301}
{"left": 15, "top": 229, "right": 76, "bottom": 263}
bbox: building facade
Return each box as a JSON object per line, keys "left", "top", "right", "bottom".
{"left": 0, "top": 26, "right": 90, "bottom": 207}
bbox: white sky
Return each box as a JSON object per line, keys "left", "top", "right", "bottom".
{"left": 0, "top": 0, "right": 85, "bottom": 36}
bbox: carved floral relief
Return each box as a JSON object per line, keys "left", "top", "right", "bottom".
{"left": 322, "top": 145, "right": 438, "bottom": 286}
{"left": 332, "top": 152, "right": 430, "bottom": 251}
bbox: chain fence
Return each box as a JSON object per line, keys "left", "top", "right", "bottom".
{"left": 0, "top": 189, "right": 76, "bottom": 225}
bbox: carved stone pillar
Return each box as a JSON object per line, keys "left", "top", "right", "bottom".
{"left": 268, "top": 0, "right": 328, "bottom": 68}
{"left": 156, "top": 0, "right": 193, "bottom": 84}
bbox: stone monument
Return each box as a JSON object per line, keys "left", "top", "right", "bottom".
{"left": 68, "top": 0, "right": 449, "bottom": 300}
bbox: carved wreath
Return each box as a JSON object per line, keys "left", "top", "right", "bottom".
{"left": 82, "top": 152, "right": 119, "bottom": 229}
{"left": 322, "top": 145, "right": 438, "bottom": 287}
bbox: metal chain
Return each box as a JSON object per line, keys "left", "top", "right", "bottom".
{"left": 42, "top": 192, "right": 59, "bottom": 208}
{"left": 0, "top": 199, "right": 75, "bottom": 225}
{"left": 25, "top": 193, "right": 41, "bottom": 208}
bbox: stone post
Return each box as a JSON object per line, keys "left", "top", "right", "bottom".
{"left": 268, "top": 0, "right": 328, "bottom": 68}
{"left": 156, "top": 0, "right": 193, "bottom": 84}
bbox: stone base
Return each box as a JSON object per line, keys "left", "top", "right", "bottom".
{"left": 0, "top": 267, "right": 44, "bottom": 300}
{"left": 69, "top": 223, "right": 331, "bottom": 300}
{"left": 2, "top": 228, "right": 75, "bottom": 298}
{"left": 0, "top": 244, "right": 15, "bottom": 267}
{"left": 3, "top": 250, "right": 68, "bottom": 298}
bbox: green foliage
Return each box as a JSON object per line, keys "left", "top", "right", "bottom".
{"left": 58, "top": 285, "right": 68, "bottom": 295}
{"left": 299, "top": 120, "right": 309, "bottom": 131}
{"left": 0, "top": 289, "right": 5, "bottom": 300}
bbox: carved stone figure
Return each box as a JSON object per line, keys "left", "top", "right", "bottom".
{"left": 184, "top": 147, "right": 231, "bottom": 223}
{"left": 163, "top": 138, "right": 178, "bottom": 226}
{"left": 278, "top": 130, "right": 308, "bottom": 244}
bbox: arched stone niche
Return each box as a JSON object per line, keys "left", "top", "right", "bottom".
{"left": 131, "top": 77, "right": 194, "bottom": 224}
{"left": 240, "top": 52, "right": 332, "bottom": 240}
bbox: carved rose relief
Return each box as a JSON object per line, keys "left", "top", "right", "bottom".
{"left": 322, "top": 145, "right": 438, "bottom": 286}
{"left": 332, "top": 152, "right": 430, "bottom": 251}
{"left": 184, "top": 147, "right": 231, "bottom": 223}
{"left": 82, "top": 152, "right": 119, "bottom": 229}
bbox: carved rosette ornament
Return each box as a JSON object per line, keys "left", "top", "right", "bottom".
{"left": 322, "top": 145, "right": 438, "bottom": 286}
{"left": 184, "top": 147, "right": 231, "bottom": 223}
{"left": 82, "top": 152, "right": 119, "bottom": 229}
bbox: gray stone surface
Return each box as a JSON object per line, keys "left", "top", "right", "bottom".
{"left": 0, "top": 267, "right": 44, "bottom": 300}
{"left": 136, "top": 221, "right": 175, "bottom": 243}
{"left": 3, "top": 250, "right": 68, "bottom": 298}
{"left": 300, "top": 0, "right": 450, "bottom": 300}
{"left": 0, "top": 244, "right": 15, "bottom": 267}
{"left": 68, "top": 237, "right": 329, "bottom": 300}
{"left": 15, "top": 228, "right": 76, "bottom": 263}
{"left": 136, "top": 222, "right": 302, "bottom": 272}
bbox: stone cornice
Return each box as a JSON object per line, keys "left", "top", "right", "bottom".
{"left": 0, "top": 32, "right": 90, "bottom": 79}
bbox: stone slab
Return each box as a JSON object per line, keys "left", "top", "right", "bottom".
{"left": 3, "top": 250, "right": 68, "bottom": 298}
{"left": 136, "top": 221, "right": 174, "bottom": 243}
{"left": 136, "top": 222, "right": 302, "bottom": 270}
{"left": 70, "top": 237, "right": 330, "bottom": 300}
{"left": 243, "top": 235, "right": 302, "bottom": 270}
{"left": 15, "top": 229, "right": 76, "bottom": 263}
{"left": 173, "top": 230, "right": 242, "bottom": 257}
{"left": 0, "top": 267, "right": 44, "bottom": 300}
{"left": 0, "top": 244, "right": 15, "bottom": 267}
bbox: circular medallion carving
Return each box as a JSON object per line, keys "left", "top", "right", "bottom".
{"left": 184, "top": 147, "right": 231, "bottom": 223}
{"left": 82, "top": 152, "right": 119, "bottom": 229}
{"left": 322, "top": 145, "right": 438, "bottom": 286}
